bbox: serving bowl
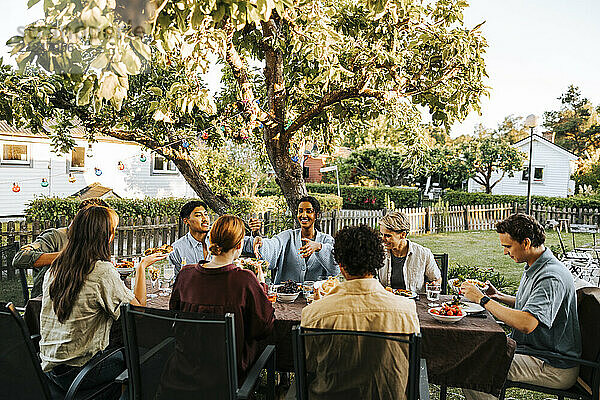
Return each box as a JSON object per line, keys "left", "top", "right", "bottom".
{"left": 427, "top": 307, "right": 466, "bottom": 324}
{"left": 277, "top": 292, "right": 299, "bottom": 303}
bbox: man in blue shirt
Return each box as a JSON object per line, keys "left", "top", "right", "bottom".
{"left": 461, "top": 213, "right": 581, "bottom": 400}
{"left": 169, "top": 201, "right": 212, "bottom": 276}
{"left": 169, "top": 200, "right": 261, "bottom": 277}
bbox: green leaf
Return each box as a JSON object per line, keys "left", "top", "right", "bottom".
{"left": 131, "top": 38, "right": 151, "bottom": 61}
{"left": 90, "top": 53, "right": 109, "bottom": 69}
{"left": 148, "top": 87, "right": 163, "bottom": 96}
{"left": 27, "top": 0, "right": 41, "bottom": 8}
{"left": 76, "top": 79, "right": 94, "bottom": 106}
{"left": 5, "top": 36, "right": 23, "bottom": 46}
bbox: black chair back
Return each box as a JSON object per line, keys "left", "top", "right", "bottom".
{"left": 0, "top": 302, "right": 52, "bottom": 400}
{"left": 0, "top": 242, "right": 29, "bottom": 308}
{"left": 122, "top": 304, "right": 239, "bottom": 400}
{"left": 577, "top": 287, "right": 600, "bottom": 397}
{"left": 292, "top": 326, "right": 422, "bottom": 400}
{"left": 433, "top": 253, "right": 449, "bottom": 295}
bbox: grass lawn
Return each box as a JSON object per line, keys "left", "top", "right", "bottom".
{"left": 413, "top": 230, "right": 590, "bottom": 400}
{"left": 412, "top": 229, "right": 593, "bottom": 290}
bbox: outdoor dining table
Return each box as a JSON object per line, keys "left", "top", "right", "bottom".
{"left": 24, "top": 290, "right": 515, "bottom": 396}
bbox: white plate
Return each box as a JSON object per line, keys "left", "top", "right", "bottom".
{"left": 448, "top": 278, "right": 488, "bottom": 293}
{"left": 461, "top": 302, "right": 485, "bottom": 314}
{"left": 392, "top": 289, "right": 418, "bottom": 299}
{"left": 427, "top": 307, "right": 466, "bottom": 323}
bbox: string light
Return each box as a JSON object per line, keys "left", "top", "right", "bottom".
{"left": 0, "top": 109, "right": 265, "bottom": 189}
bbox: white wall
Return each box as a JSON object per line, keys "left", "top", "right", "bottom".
{"left": 0, "top": 136, "right": 196, "bottom": 216}
{"left": 468, "top": 138, "right": 575, "bottom": 198}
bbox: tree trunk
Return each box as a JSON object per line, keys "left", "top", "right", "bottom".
{"left": 261, "top": 18, "right": 307, "bottom": 212}
{"left": 264, "top": 126, "right": 308, "bottom": 211}
{"left": 171, "top": 157, "right": 231, "bottom": 215}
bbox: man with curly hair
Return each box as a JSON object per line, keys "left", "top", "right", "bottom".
{"left": 460, "top": 213, "right": 581, "bottom": 400}
{"left": 300, "top": 225, "right": 420, "bottom": 399}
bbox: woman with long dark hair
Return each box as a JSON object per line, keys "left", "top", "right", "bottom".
{"left": 39, "top": 206, "right": 168, "bottom": 398}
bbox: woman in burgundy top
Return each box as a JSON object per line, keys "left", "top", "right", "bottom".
{"left": 169, "top": 215, "right": 275, "bottom": 380}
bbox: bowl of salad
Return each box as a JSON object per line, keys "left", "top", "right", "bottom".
{"left": 428, "top": 304, "right": 465, "bottom": 323}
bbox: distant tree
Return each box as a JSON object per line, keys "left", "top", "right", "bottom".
{"left": 544, "top": 85, "right": 600, "bottom": 157}
{"left": 495, "top": 115, "right": 528, "bottom": 144}
{"left": 459, "top": 136, "right": 526, "bottom": 194}
{"left": 338, "top": 147, "right": 421, "bottom": 187}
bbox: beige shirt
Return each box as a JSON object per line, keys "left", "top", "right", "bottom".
{"left": 378, "top": 240, "right": 441, "bottom": 293}
{"left": 40, "top": 260, "right": 134, "bottom": 372}
{"left": 301, "top": 278, "right": 420, "bottom": 400}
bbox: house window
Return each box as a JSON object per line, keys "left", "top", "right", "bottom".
{"left": 70, "top": 146, "right": 85, "bottom": 170}
{"left": 1, "top": 143, "right": 30, "bottom": 165}
{"left": 522, "top": 166, "right": 544, "bottom": 183}
{"left": 152, "top": 154, "right": 177, "bottom": 174}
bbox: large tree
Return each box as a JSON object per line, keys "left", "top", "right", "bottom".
{"left": 5, "top": 0, "right": 488, "bottom": 212}
{"left": 544, "top": 85, "right": 600, "bottom": 157}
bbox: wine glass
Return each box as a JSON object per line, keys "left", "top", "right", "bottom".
{"left": 148, "top": 266, "right": 160, "bottom": 289}
{"left": 426, "top": 282, "right": 441, "bottom": 307}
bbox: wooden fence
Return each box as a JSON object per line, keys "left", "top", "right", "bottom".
{"left": 6, "top": 202, "right": 600, "bottom": 258}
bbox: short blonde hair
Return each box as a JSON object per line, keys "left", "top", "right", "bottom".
{"left": 380, "top": 211, "right": 410, "bottom": 232}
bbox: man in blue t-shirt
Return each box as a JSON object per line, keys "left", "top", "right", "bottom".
{"left": 460, "top": 213, "right": 581, "bottom": 400}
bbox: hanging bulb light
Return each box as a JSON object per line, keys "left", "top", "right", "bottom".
{"left": 94, "top": 167, "right": 102, "bottom": 176}
{"left": 118, "top": 161, "right": 125, "bottom": 170}
{"left": 68, "top": 173, "right": 76, "bottom": 183}
{"left": 12, "top": 182, "right": 20, "bottom": 192}
{"left": 87, "top": 143, "right": 94, "bottom": 157}
{"left": 140, "top": 153, "right": 147, "bottom": 162}
{"left": 41, "top": 178, "right": 49, "bottom": 187}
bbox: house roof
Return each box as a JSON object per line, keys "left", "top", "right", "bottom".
{"left": 70, "top": 182, "right": 121, "bottom": 200}
{"left": 513, "top": 134, "right": 578, "bottom": 161}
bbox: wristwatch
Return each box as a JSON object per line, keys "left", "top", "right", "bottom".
{"left": 479, "top": 295, "right": 491, "bottom": 308}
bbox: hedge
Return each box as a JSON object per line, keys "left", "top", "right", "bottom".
{"left": 256, "top": 183, "right": 420, "bottom": 210}
{"left": 25, "top": 194, "right": 342, "bottom": 221}
{"left": 443, "top": 190, "right": 600, "bottom": 209}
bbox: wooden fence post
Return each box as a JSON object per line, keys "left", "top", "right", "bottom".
{"left": 425, "top": 207, "right": 430, "bottom": 233}
{"left": 463, "top": 206, "right": 469, "bottom": 231}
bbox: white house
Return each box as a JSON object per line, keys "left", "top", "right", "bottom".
{"left": 468, "top": 133, "right": 578, "bottom": 198}
{"left": 0, "top": 121, "right": 196, "bottom": 216}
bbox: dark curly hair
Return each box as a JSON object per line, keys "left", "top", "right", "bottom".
{"left": 334, "top": 225, "right": 384, "bottom": 277}
{"left": 496, "top": 213, "right": 546, "bottom": 247}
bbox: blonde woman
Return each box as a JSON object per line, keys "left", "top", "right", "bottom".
{"left": 378, "top": 211, "right": 441, "bottom": 293}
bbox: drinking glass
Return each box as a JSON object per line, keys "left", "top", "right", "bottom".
{"left": 267, "top": 284, "right": 277, "bottom": 303}
{"left": 164, "top": 264, "right": 175, "bottom": 286}
{"left": 148, "top": 266, "right": 160, "bottom": 289}
{"left": 302, "top": 281, "right": 315, "bottom": 299}
{"left": 426, "top": 282, "right": 441, "bottom": 307}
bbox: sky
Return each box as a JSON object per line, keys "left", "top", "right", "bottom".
{"left": 2, "top": 0, "right": 600, "bottom": 138}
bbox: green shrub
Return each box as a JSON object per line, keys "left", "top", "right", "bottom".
{"left": 256, "top": 183, "right": 419, "bottom": 210}
{"left": 443, "top": 190, "right": 600, "bottom": 209}
{"left": 25, "top": 194, "right": 342, "bottom": 221}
